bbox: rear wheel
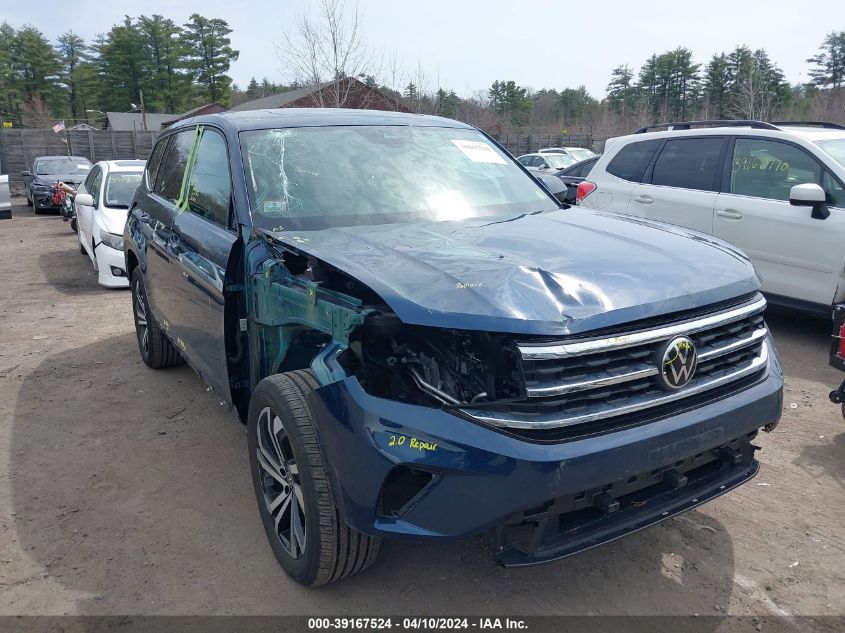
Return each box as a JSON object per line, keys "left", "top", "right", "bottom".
{"left": 70, "top": 218, "right": 77, "bottom": 233}
{"left": 130, "top": 271, "right": 182, "bottom": 369}
{"left": 248, "top": 370, "right": 381, "bottom": 586}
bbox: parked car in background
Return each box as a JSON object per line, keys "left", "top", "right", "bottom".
{"left": 539, "top": 146, "right": 598, "bottom": 162}
{"left": 532, "top": 171, "right": 570, "bottom": 205}
{"left": 578, "top": 120, "right": 845, "bottom": 314}
{"left": 552, "top": 156, "right": 599, "bottom": 204}
{"left": 75, "top": 160, "right": 145, "bottom": 287}
{"left": 125, "top": 109, "right": 781, "bottom": 586}
{"left": 0, "top": 156, "right": 10, "bottom": 219}
{"left": 517, "top": 152, "right": 577, "bottom": 172}
{"left": 22, "top": 156, "right": 92, "bottom": 214}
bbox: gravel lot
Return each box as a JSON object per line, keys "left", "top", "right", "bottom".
{"left": 1, "top": 200, "right": 843, "bottom": 620}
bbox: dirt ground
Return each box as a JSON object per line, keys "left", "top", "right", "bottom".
{"left": 0, "top": 200, "right": 843, "bottom": 620}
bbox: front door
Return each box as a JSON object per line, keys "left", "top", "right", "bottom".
{"left": 167, "top": 127, "right": 237, "bottom": 399}
{"left": 714, "top": 137, "right": 845, "bottom": 307}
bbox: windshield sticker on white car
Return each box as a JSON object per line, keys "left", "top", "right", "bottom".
{"left": 451, "top": 140, "right": 506, "bottom": 164}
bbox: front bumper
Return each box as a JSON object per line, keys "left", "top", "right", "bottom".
{"left": 32, "top": 190, "right": 58, "bottom": 209}
{"left": 308, "top": 340, "right": 783, "bottom": 564}
{"left": 94, "top": 243, "right": 129, "bottom": 288}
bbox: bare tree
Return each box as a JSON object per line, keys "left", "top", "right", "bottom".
{"left": 21, "top": 94, "right": 55, "bottom": 128}
{"left": 731, "top": 67, "right": 775, "bottom": 121}
{"left": 278, "top": 0, "right": 380, "bottom": 107}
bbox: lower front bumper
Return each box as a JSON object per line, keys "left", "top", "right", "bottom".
{"left": 95, "top": 244, "right": 129, "bottom": 288}
{"left": 308, "top": 345, "right": 782, "bottom": 557}
{"left": 494, "top": 436, "right": 758, "bottom": 566}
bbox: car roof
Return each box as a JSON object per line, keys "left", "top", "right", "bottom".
{"left": 168, "top": 108, "right": 474, "bottom": 133}
{"left": 34, "top": 155, "right": 90, "bottom": 161}
{"left": 618, "top": 124, "right": 845, "bottom": 144}
{"left": 97, "top": 159, "right": 146, "bottom": 173}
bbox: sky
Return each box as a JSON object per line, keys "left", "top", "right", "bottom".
{"left": 0, "top": 0, "right": 840, "bottom": 100}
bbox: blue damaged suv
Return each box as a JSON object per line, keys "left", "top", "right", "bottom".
{"left": 124, "top": 109, "right": 783, "bottom": 586}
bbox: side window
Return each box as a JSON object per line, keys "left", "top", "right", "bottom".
{"left": 651, "top": 137, "right": 723, "bottom": 191}
{"left": 154, "top": 130, "right": 195, "bottom": 202}
{"left": 89, "top": 167, "right": 103, "bottom": 205}
{"left": 729, "top": 138, "right": 821, "bottom": 202}
{"left": 824, "top": 171, "right": 845, "bottom": 208}
{"left": 82, "top": 166, "right": 98, "bottom": 192}
{"left": 146, "top": 137, "right": 169, "bottom": 190}
{"left": 518, "top": 156, "right": 533, "bottom": 167}
{"left": 606, "top": 139, "right": 661, "bottom": 182}
{"left": 185, "top": 129, "right": 231, "bottom": 227}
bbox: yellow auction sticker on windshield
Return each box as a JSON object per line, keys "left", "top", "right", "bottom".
{"left": 451, "top": 139, "right": 506, "bottom": 164}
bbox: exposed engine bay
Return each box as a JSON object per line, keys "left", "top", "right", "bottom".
{"left": 273, "top": 243, "right": 524, "bottom": 408}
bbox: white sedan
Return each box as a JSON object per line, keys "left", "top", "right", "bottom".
{"left": 75, "top": 160, "right": 145, "bottom": 287}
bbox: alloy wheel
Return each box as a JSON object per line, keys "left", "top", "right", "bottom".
{"left": 256, "top": 406, "right": 306, "bottom": 558}
{"left": 133, "top": 281, "right": 149, "bottom": 357}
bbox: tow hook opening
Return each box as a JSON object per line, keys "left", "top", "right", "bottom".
{"left": 377, "top": 466, "right": 435, "bottom": 518}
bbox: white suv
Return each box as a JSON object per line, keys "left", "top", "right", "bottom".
{"left": 578, "top": 121, "right": 845, "bottom": 314}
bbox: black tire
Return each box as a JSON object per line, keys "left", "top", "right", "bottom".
{"left": 130, "top": 271, "right": 182, "bottom": 369}
{"left": 26, "top": 190, "right": 33, "bottom": 207}
{"left": 248, "top": 370, "right": 381, "bottom": 586}
{"left": 70, "top": 218, "right": 77, "bottom": 233}
{"left": 79, "top": 237, "right": 86, "bottom": 254}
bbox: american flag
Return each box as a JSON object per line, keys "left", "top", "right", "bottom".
{"left": 52, "top": 120, "right": 65, "bottom": 134}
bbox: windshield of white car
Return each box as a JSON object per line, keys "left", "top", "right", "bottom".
{"left": 240, "top": 125, "right": 557, "bottom": 232}
{"left": 104, "top": 172, "right": 142, "bottom": 208}
{"left": 35, "top": 159, "right": 91, "bottom": 175}
{"left": 816, "top": 139, "right": 845, "bottom": 169}
{"left": 566, "top": 149, "right": 595, "bottom": 162}
{"left": 545, "top": 154, "right": 577, "bottom": 169}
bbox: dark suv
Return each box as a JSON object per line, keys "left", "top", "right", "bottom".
{"left": 124, "top": 109, "right": 783, "bottom": 586}
{"left": 22, "top": 155, "right": 92, "bottom": 213}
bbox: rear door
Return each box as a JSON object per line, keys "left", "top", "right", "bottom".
{"left": 714, "top": 136, "right": 845, "bottom": 306}
{"left": 582, "top": 139, "right": 661, "bottom": 212}
{"left": 168, "top": 126, "right": 237, "bottom": 399}
{"left": 627, "top": 136, "right": 726, "bottom": 233}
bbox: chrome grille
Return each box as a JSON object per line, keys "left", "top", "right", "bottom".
{"left": 460, "top": 294, "right": 769, "bottom": 430}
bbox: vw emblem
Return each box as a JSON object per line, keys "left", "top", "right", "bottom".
{"left": 657, "top": 336, "right": 698, "bottom": 390}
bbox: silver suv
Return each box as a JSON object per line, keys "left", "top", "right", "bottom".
{"left": 579, "top": 120, "right": 845, "bottom": 314}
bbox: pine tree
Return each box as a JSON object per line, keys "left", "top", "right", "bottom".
{"left": 138, "top": 15, "right": 189, "bottom": 112}
{"left": 807, "top": 31, "right": 845, "bottom": 90}
{"left": 56, "top": 31, "right": 94, "bottom": 121}
{"left": 182, "top": 14, "right": 239, "bottom": 104}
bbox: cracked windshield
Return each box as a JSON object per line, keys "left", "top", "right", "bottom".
{"left": 240, "top": 125, "right": 557, "bottom": 232}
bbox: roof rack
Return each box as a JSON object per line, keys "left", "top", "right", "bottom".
{"left": 769, "top": 121, "right": 845, "bottom": 130}
{"left": 633, "top": 120, "right": 779, "bottom": 134}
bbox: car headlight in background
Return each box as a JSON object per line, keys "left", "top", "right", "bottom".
{"left": 99, "top": 229, "right": 124, "bottom": 251}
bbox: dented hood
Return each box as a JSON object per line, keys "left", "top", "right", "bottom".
{"left": 268, "top": 209, "right": 760, "bottom": 336}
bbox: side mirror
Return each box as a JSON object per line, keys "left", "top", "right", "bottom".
{"left": 538, "top": 164, "right": 548, "bottom": 171}
{"left": 790, "top": 183, "right": 829, "bottom": 220}
{"left": 75, "top": 193, "right": 94, "bottom": 207}
{"left": 20, "top": 170, "right": 31, "bottom": 177}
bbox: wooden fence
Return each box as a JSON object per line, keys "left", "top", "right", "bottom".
{"left": 0, "top": 129, "right": 157, "bottom": 194}
{"left": 488, "top": 132, "right": 594, "bottom": 157}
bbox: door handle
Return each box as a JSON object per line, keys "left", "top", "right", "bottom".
{"left": 716, "top": 209, "right": 743, "bottom": 220}
{"left": 633, "top": 195, "right": 653, "bottom": 204}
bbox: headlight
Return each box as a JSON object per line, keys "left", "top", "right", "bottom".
{"left": 99, "top": 229, "right": 124, "bottom": 251}
{"left": 31, "top": 182, "right": 50, "bottom": 190}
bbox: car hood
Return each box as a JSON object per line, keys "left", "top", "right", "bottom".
{"left": 33, "top": 174, "right": 85, "bottom": 186}
{"left": 99, "top": 206, "right": 129, "bottom": 235}
{"left": 268, "top": 209, "right": 760, "bottom": 336}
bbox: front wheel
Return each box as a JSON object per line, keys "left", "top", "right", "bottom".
{"left": 248, "top": 370, "right": 381, "bottom": 586}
